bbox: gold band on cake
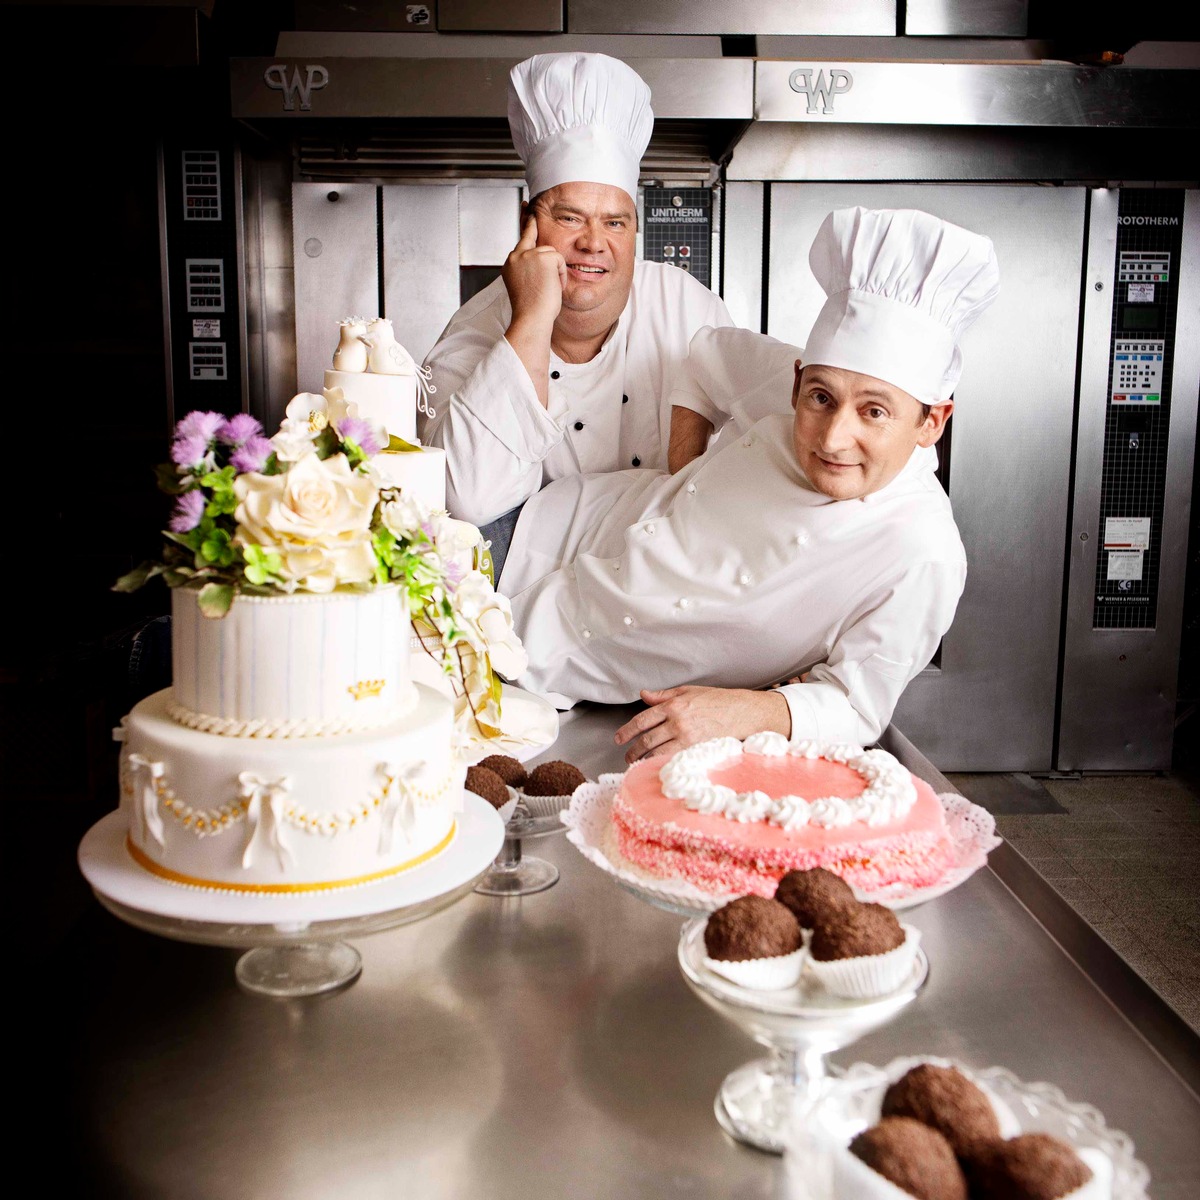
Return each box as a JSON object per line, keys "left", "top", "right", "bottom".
{"left": 124, "top": 822, "right": 456, "bottom": 894}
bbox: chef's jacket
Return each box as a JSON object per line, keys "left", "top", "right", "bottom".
{"left": 501, "top": 336, "right": 965, "bottom": 743}
{"left": 667, "top": 324, "right": 805, "bottom": 454}
{"left": 419, "top": 260, "right": 732, "bottom": 526}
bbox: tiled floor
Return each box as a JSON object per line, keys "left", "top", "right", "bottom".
{"left": 946, "top": 770, "right": 1200, "bottom": 1034}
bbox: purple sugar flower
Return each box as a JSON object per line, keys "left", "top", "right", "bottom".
{"left": 230, "top": 435, "right": 273, "bottom": 474}
{"left": 175, "top": 411, "right": 225, "bottom": 442}
{"left": 219, "top": 413, "right": 263, "bottom": 447}
{"left": 339, "top": 416, "right": 384, "bottom": 457}
{"left": 168, "top": 489, "right": 206, "bottom": 533}
{"left": 444, "top": 560, "right": 465, "bottom": 588}
{"left": 171, "top": 433, "right": 210, "bottom": 469}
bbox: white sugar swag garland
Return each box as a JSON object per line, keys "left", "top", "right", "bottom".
{"left": 658, "top": 732, "right": 917, "bottom": 830}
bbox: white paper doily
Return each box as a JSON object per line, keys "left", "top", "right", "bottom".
{"left": 785, "top": 1055, "right": 1148, "bottom": 1200}
{"left": 560, "top": 778, "right": 1001, "bottom": 918}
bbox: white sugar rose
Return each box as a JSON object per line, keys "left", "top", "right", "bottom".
{"left": 380, "top": 492, "right": 431, "bottom": 540}
{"left": 429, "top": 511, "right": 481, "bottom": 557}
{"left": 453, "top": 571, "right": 528, "bottom": 680}
{"left": 234, "top": 453, "right": 378, "bottom": 592}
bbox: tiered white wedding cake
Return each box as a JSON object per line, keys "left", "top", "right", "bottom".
{"left": 113, "top": 398, "right": 475, "bottom": 894}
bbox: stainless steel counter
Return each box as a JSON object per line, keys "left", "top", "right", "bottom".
{"left": 56, "top": 704, "right": 1200, "bottom": 1198}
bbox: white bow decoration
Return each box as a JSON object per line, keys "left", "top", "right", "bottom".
{"left": 239, "top": 772, "right": 294, "bottom": 870}
{"left": 127, "top": 754, "right": 166, "bottom": 849}
{"left": 377, "top": 760, "right": 426, "bottom": 854}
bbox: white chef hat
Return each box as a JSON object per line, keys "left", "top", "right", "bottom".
{"left": 805, "top": 207, "right": 1001, "bottom": 405}
{"left": 508, "top": 52, "right": 654, "bottom": 205}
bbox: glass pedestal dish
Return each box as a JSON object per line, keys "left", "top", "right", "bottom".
{"left": 473, "top": 808, "right": 566, "bottom": 896}
{"left": 677, "top": 918, "right": 929, "bottom": 1154}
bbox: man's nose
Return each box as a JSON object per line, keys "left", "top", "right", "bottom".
{"left": 819, "top": 405, "right": 857, "bottom": 450}
{"left": 574, "top": 218, "right": 604, "bottom": 251}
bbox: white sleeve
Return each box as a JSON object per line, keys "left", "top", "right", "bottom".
{"left": 667, "top": 326, "right": 803, "bottom": 434}
{"left": 776, "top": 560, "right": 967, "bottom": 746}
{"left": 421, "top": 324, "right": 566, "bottom": 527}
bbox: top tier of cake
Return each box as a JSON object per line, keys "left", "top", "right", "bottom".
{"left": 324, "top": 369, "right": 418, "bottom": 443}
{"left": 169, "top": 585, "right": 416, "bottom": 738}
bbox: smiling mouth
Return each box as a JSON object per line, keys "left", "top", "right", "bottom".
{"left": 817, "top": 457, "right": 859, "bottom": 469}
{"left": 568, "top": 263, "right": 607, "bottom": 275}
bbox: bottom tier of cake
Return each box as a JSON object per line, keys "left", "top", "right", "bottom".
{"left": 119, "top": 684, "right": 464, "bottom": 893}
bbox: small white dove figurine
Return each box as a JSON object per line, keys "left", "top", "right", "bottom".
{"left": 332, "top": 317, "right": 369, "bottom": 372}
{"left": 363, "top": 318, "right": 413, "bottom": 375}
{"left": 362, "top": 317, "right": 437, "bottom": 415}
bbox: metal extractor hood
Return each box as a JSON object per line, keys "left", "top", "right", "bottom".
{"left": 229, "top": 30, "right": 1198, "bottom": 183}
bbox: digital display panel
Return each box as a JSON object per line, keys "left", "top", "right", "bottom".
{"left": 1122, "top": 306, "right": 1162, "bottom": 331}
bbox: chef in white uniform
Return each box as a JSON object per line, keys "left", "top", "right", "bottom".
{"left": 499, "top": 207, "right": 1001, "bottom": 760}
{"left": 419, "top": 51, "right": 733, "bottom": 530}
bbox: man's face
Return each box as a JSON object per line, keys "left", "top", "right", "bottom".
{"left": 791, "top": 364, "right": 952, "bottom": 500}
{"left": 529, "top": 181, "right": 637, "bottom": 327}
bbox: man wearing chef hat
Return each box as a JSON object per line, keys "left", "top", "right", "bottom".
{"left": 496, "top": 206, "right": 1001, "bottom": 760}
{"left": 419, "top": 52, "right": 733, "bottom": 543}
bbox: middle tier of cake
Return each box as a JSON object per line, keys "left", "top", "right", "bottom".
{"left": 170, "top": 584, "right": 416, "bottom": 738}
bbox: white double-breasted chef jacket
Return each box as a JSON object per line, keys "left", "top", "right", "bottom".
{"left": 500, "top": 327, "right": 967, "bottom": 745}
{"left": 419, "top": 260, "right": 732, "bottom": 526}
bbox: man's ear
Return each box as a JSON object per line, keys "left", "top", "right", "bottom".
{"left": 791, "top": 360, "right": 804, "bottom": 410}
{"left": 917, "top": 400, "right": 954, "bottom": 447}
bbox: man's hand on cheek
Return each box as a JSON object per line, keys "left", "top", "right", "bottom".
{"left": 503, "top": 214, "right": 566, "bottom": 331}
{"left": 614, "top": 686, "right": 792, "bottom": 764}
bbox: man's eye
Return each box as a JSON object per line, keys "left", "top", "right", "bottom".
{"left": 810, "top": 391, "right": 831, "bottom": 405}
{"left": 865, "top": 407, "right": 888, "bottom": 420}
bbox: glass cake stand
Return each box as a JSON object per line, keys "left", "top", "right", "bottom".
{"left": 677, "top": 918, "right": 929, "bottom": 1154}
{"left": 79, "top": 798, "right": 504, "bottom": 998}
{"left": 473, "top": 807, "right": 567, "bottom": 897}
{"left": 93, "top": 877, "right": 486, "bottom": 998}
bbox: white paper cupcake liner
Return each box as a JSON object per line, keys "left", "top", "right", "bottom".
{"left": 1070, "top": 1148, "right": 1115, "bottom": 1200}
{"left": 806, "top": 924, "right": 921, "bottom": 999}
{"left": 702, "top": 944, "right": 807, "bottom": 990}
{"left": 518, "top": 787, "right": 580, "bottom": 819}
{"left": 832, "top": 1142, "right": 926, "bottom": 1200}
{"left": 496, "top": 787, "right": 521, "bottom": 825}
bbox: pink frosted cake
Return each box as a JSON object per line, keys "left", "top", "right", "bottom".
{"left": 611, "top": 733, "right": 956, "bottom": 897}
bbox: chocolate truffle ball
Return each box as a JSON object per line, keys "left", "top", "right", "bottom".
{"left": 882, "top": 1064, "right": 1002, "bottom": 1158}
{"left": 464, "top": 765, "right": 510, "bottom": 810}
{"left": 524, "top": 760, "right": 587, "bottom": 797}
{"left": 850, "top": 1116, "right": 968, "bottom": 1200}
{"left": 477, "top": 754, "right": 529, "bottom": 789}
{"left": 964, "top": 1133, "right": 1092, "bottom": 1200}
{"left": 775, "top": 867, "right": 856, "bottom": 929}
{"left": 810, "top": 901, "right": 905, "bottom": 961}
{"left": 703, "top": 895, "right": 802, "bottom": 962}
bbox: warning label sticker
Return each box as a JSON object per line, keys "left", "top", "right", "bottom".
{"left": 1103, "top": 516, "right": 1151, "bottom": 552}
